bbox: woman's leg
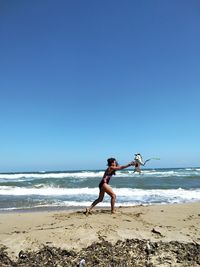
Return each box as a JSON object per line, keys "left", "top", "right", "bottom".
{"left": 102, "top": 183, "right": 116, "bottom": 213}
{"left": 86, "top": 188, "right": 105, "bottom": 214}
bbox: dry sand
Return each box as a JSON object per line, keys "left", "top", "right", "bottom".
{"left": 0, "top": 202, "right": 199, "bottom": 260}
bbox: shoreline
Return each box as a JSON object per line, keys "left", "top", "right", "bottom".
{"left": 0, "top": 202, "right": 199, "bottom": 265}
{"left": 0, "top": 200, "right": 199, "bottom": 214}
{"left": 0, "top": 205, "right": 83, "bottom": 214}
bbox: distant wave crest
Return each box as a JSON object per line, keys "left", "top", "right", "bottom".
{"left": 0, "top": 168, "right": 200, "bottom": 180}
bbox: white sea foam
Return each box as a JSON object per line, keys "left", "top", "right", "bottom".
{"left": 0, "top": 186, "right": 200, "bottom": 202}
{"left": 0, "top": 186, "right": 99, "bottom": 196}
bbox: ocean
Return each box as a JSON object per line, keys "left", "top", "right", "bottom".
{"left": 0, "top": 168, "right": 200, "bottom": 211}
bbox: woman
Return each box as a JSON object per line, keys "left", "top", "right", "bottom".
{"left": 85, "top": 158, "right": 133, "bottom": 215}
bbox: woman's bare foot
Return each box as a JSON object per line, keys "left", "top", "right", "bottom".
{"left": 111, "top": 209, "right": 116, "bottom": 214}
{"left": 84, "top": 208, "right": 92, "bottom": 216}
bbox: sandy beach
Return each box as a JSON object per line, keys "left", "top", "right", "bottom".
{"left": 0, "top": 202, "right": 199, "bottom": 266}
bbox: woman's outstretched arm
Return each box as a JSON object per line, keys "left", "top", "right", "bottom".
{"left": 111, "top": 162, "right": 134, "bottom": 171}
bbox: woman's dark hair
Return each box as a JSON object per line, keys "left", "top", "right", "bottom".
{"left": 107, "top": 158, "right": 118, "bottom": 175}
{"left": 107, "top": 158, "right": 117, "bottom": 166}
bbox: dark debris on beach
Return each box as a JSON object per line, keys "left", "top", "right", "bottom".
{"left": 0, "top": 239, "right": 200, "bottom": 267}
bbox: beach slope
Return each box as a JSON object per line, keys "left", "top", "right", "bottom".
{"left": 0, "top": 203, "right": 199, "bottom": 266}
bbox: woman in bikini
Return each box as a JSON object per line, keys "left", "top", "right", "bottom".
{"left": 85, "top": 158, "right": 134, "bottom": 214}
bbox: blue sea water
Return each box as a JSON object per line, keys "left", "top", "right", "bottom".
{"left": 0, "top": 168, "right": 200, "bottom": 211}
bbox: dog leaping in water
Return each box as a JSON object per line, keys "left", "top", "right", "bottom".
{"left": 133, "top": 153, "right": 160, "bottom": 174}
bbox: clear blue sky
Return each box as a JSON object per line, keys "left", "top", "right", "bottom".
{"left": 0, "top": 0, "right": 200, "bottom": 172}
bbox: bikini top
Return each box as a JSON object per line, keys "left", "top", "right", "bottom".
{"left": 102, "top": 168, "right": 116, "bottom": 183}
